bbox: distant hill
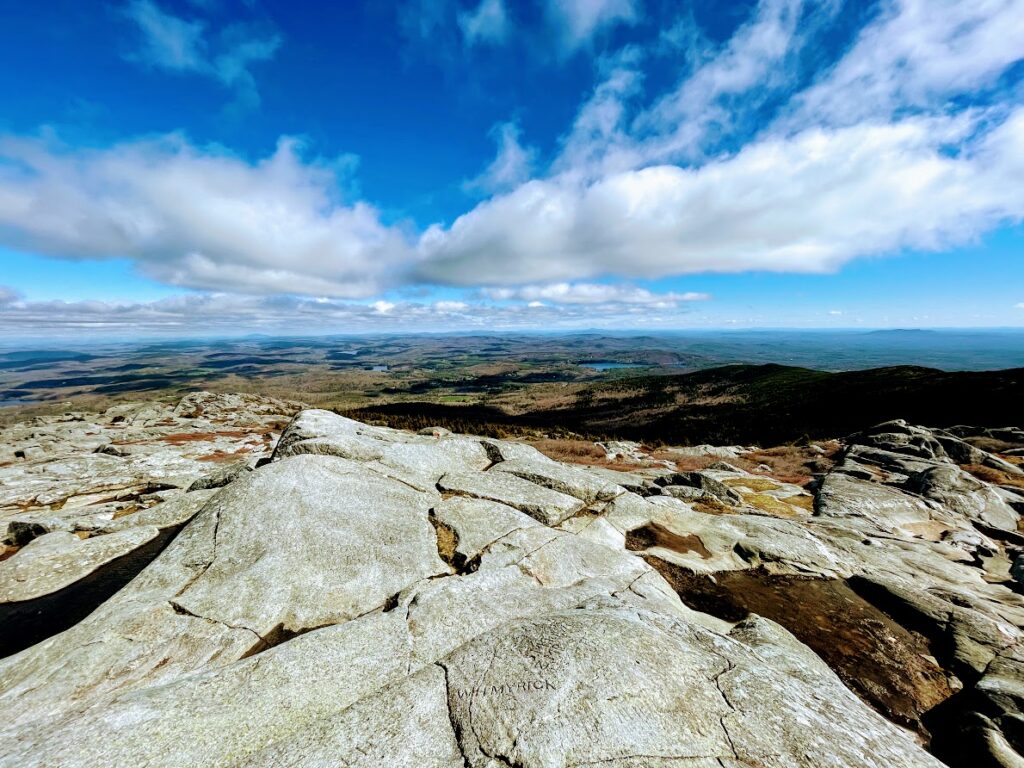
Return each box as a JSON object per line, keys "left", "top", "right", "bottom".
{"left": 349, "top": 364, "right": 1024, "bottom": 446}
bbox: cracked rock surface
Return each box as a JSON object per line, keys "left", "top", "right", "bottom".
{"left": 1, "top": 405, "right": 1022, "bottom": 766}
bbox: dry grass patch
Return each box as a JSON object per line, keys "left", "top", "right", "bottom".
{"left": 657, "top": 454, "right": 722, "bottom": 472}
{"left": 530, "top": 439, "right": 650, "bottom": 472}
{"left": 739, "top": 441, "right": 841, "bottom": 486}
{"left": 786, "top": 494, "right": 815, "bottom": 512}
{"left": 961, "top": 464, "right": 1024, "bottom": 490}
{"left": 691, "top": 497, "right": 733, "bottom": 516}
{"left": 963, "top": 437, "right": 1024, "bottom": 454}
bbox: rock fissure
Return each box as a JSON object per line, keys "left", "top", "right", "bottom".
{"left": 436, "top": 661, "right": 474, "bottom": 768}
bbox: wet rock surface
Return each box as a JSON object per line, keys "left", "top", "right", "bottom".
{"left": 0, "top": 402, "right": 1021, "bottom": 766}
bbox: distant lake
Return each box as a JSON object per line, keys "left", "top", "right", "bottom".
{"left": 370, "top": 365, "right": 389, "bottom": 372}
{"left": 581, "top": 362, "right": 646, "bottom": 370}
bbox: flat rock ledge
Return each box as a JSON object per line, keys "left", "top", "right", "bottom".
{"left": 0, "top": 406, "right": 1021, "bottom": 767}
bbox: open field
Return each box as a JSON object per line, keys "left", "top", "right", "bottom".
{"left": 2, "top": 332, "right": 1022, "bottom": 447}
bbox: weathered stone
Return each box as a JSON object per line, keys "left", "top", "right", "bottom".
{"left": 95, "top": 489, "right": 216, "bottom": 534}
{"left": 1, "top": 407, "right": 1021, "bottom": 768}
{"left": 0, "top": 527, "right": 160, "bottom": 604}
{"left": 170, "top": 454, "right": 448, "bottom": 637}
{"left": 186, "top": 460, "right": 252, "bottom": 491}
{"left": 437, "top": 470, "right": 585, "bottom": 526}
{"left": 490, "top": 457, "right": 624, "bottom": 504}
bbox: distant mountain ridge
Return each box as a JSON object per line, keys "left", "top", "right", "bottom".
{"left": 351, "top": 364, "right": 1024, "bottom": 446}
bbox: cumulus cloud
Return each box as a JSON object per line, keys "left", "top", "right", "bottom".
{"left": 0, "top": 134, "right": 411, "bottom": 298}
{"left": 122, "top": 0, "right": 281, "bottom": 109}
{"left": 419, "top": 109, "right": 1024, "bottom": 284}
{"left": 5, "top": 0, "right": 1024, "bottom": 315}
{"left": 547, "top": 0, "right": 640, "bottom": 52}
{"left": 482, "top": 283, "right": 709, "bottom": 305}
{"left": 458, "top": 0, "right": 509, "bottom": 45}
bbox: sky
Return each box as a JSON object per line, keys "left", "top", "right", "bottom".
{"left": 0, "top": 0, "right": 1022, "bottom": 338}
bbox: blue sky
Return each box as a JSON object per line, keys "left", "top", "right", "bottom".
{"left": 0, "top": 0, "right": 1022, "bottom": 337}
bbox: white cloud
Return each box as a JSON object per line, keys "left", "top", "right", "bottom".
{"left": 546, "top": 0, "right": 640, "bottom": 52}
{"left": 0, "top": 292, "right": 709, "bottom": 339}
{"left": 420, "top": 109, "right": 1024, "bottom": 284}
{"left": 1016, "top": 302, "right": 1024, "bottom": 309}
{"left": 790, "top": 0, "right": 1024, "bottom": 127}
{"left": 554, "top": 60, "right": 643, "bottom": 176}
{"left": 482, "top": 282, "right": 709, "bottom": 305}
{"left": 0, "top": 285, "right": 22, "bottom": 306}
{"left": 122, "top": 0, "right": 281, "bottom": 109}
{"left": 124, "top": 0, "right": 205, "bottom": 71}
{"left": 6, "top": 0, "right": 1024, "bottom": 322}
{"left": 434, "top": 300, "right": 469, "bottom": 311}
{"left": 458, "top": 0, "right": 509, "bottom": 45}
{"left": 465, "top": 122, "right": 537, "bottom": 193}
{"left": 0, "top": 134, "right": 412, "bottom": 298}
{"left": 636, "top": 0, "right": 808, "bottom": 163}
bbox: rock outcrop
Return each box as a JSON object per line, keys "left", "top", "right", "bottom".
{"left": 0, "top": 400, "right": 1022, "bottom": 767}
{"left": 0, "top": 393, "right": 301, "bottom": 654}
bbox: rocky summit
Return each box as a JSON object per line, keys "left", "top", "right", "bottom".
{"left": 1, "top": 395, "right": 1023, "bottom": 767}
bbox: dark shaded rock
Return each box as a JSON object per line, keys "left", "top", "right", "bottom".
{"left": 653, "top": 470, "right": 743, "bottom": 505}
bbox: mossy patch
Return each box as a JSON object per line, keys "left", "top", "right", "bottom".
{"left": 723, "top": 477, "right": 782, "bottom": 492}
{"left": 741, "top": 492, "right": 804, "bottom": 517}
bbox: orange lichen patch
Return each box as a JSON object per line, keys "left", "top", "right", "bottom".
{"left": 1001, "top": 455, "right": 1024, "bottom": 466}
{"left": 961, "top": 463, "right": 1024, "bottom": 490}
{"left": 723, "top": 477, "right": 782, "bottom": 492}
{"left": 0, "top": 545, "right": 19, "bottom": 562}
{"left": 158, "top": 430, "right": 254, "bottom": 445}
{"left": 112, "top": 429, "right": 262, "bottom": 447}
{"left": 74, "top": 531, "right": 91, "bottom": 540}
{"left": 197, "top": 447, "right": 254, "bottom": 463}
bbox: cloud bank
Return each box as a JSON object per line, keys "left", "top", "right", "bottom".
{"left": 0, "top": 290, "right": 703, "bottom": 339}
{"left": 2, "top": 0, "right": 1023, "bottom": 326}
